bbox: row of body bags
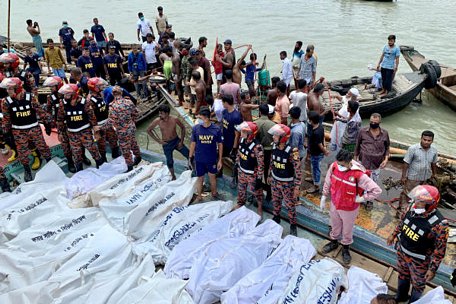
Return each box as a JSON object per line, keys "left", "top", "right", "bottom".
{"left": 0, "top": 161, "right": 451, "bottom": 304}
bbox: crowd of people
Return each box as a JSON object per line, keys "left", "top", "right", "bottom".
{"left": 0, "top": 9, "right": 451, "bottom": 303}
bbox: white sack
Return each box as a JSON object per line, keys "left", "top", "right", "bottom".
{"left": 0, "top": 281, "right": 58, "bottom": 304}
{"left": 65, "top": 156, "right": 128, "bottom": 200}
{"left": 338, "top": 266, "right": 388, "bottom": 304}
{"left": 52, "top": 255, "right": 156, "bottom": 304}
{"left": 125, "top": 170, "right": 196, "bottom": 240}
{"left": 186, "top": 219, "right": 283, "bottom": 304}
{"left": 116, "top": 270, "right": 194, "bottom": 304}
{"left": 222, "top": 235, "right": 316, "bottom": 304}
{"left": 47, "top": 224, "right": 136, "bottom": 296}
{"left": 133, "top": 200, "right": 234, "bottom": 264}
{"left": 89, "top": 162, "right": 165, "bottom": 207}
{"left": 278, "top": 258, "right": 348, "bottom": 304}
{"left": 99, "top": 165, "right": 171, "bottom": 233}
{"left": 411, "top": 286, "right": 452, "bottom": 304}
{"left": 164, "top": 206, "right": 260, "bottom": 279}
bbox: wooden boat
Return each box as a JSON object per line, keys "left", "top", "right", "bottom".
{"left": 400, "top": 45, "right": 456, "bottom": 111}
{"left": 321, "top": 71, "right": 430, "bottom": 120}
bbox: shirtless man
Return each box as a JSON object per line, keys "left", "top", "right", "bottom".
{"left": 307, "top": 83, "right": 328, "bottom": 119}
{"left": 193, "top": 71, "right": 206, "bottom": 116}
{"left": 147, "top": 104, "right": 189, "bottom": 180}
{"left": 172, "top": 40, "right": 184, "bottom": 106}
{"left": 232, "top": 45, "right": 252, "bottom": 85}
{"left": 239, "top": 91, "right": 259, "bottom": 121}
{"left": 267, "top": 76, "right": 281, "bottom": 106}
{"left": 26, "top": 19, "right": 44, "bottom": 57}
{"left": 220, "top": 39, "right": 236, "bottom": 83}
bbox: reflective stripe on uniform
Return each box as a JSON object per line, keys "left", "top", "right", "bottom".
{"left": 67, "top": 123, "right": 90, "bottom": 133}
{"left": 12, "top": 122, "right": 39, "bottom": 129}
{"left": 272, "top": 171, "right": 293, "bottom": 182}
{"left": 97, "top": 119, "right": 108, "bottom": 126}
{"left": 400, "top": 244, "right": 426, "bottom": 260}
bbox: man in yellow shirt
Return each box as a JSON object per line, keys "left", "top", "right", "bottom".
{"left": 45, "top": 39, "right": 67, "bottom": 82}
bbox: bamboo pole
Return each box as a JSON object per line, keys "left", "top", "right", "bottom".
{"left": 7, "top": 0, "right": 11, "bottom": 52}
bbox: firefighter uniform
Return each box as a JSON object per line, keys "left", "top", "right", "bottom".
{"left": 269, "top": 144, "right": 302, "bottom": 225}
{"left": 87, "top": 93, "right": 119, "bottom": 161}
{"left": 47, "top": 91, "right": 72, "bottom": 161}
{"left": 236, "top": 137, "right": 264, "bottom": 208}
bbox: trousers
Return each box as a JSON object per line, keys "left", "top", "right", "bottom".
{"left": 237, "top": 170, "right": 263, "bottom": 207}
{"left": 67, "top": 128, "right": 101, "bottom": 164}
{"left": 12, "top": 126, "right": 51, "bottom": 166}
{"left": 271, "top": 178, "right": 297, "bottom": 225}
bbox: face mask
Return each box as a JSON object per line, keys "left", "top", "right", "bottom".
{"left": 63, "top": 24, "right": 68, "bottom": 28}
{"left": 196, "top": 118, "right": 204, "bottom": 125}
{"left": 370, "top": 123, "right": 380, "bottom": 129}
{"left": 413, "top": 208, "right": 426, "bottom": 215}
{"left": 337, "top": 164, "right": 348, "bottom": 172}
{"left": 140, "top": 17, "right": 144, "bottom": 21}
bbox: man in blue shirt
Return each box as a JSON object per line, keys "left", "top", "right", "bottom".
{"left": 127, "top": 47, "right": 148, "bottom": 99}
{"left": 91, "top": 18, "right": 107, "bottom": 49}
{"left": 103, "top": 85, "right": 137, "bottom": 106}
{"left": 77, "top": 48, "right": 96, "bottom": 77}
{"left": 189, "top": 107, "right": 223, "bottom": 201}
{"left": 289, "top": 107, "right": 306, "bottom": 159}
{"left": 58, "top": 21, "right": 75, "bottom": 64}
{"left": 88, "top": 40, "right": 105, "bottom": 79}
{"left": 221, "top": 94, "right": 243, "bottom": 158}
{"left": 377, "top": 34, "right": 400, "bottom": 97}
{"left": 243, "top": 53, "right": 264, "bottom": 97}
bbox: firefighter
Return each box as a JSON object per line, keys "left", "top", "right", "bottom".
{"left": 0, "top": 53, "right": 34, "bottom": 91}
{"left": 94, "top": 86, "right": 140, "bottom": 172}
{"left": 267, "top": 124, "right": 302, "bottom": 236}
{"left": 387, "top": 185, "right": 449, "bottom": 302}
{"left": 320, "top": 149, "right": 381, "bottom": 264}
{"left": 235, "top": 121, "right": 265, "bottom": 217}
{"left": 0, "top": 77, "right": 52, "bottom": 182}
{"left": 87, "top": 77, "right": 120, "bottom": 162}
{"left": 56, "top": 83, "right": 104, "bottom": 171}
{"left": 43, "top": 76, "right": 76, "bottom": 173}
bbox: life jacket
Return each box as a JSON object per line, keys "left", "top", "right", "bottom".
{"left": 329, "top": 161, "right": 366, "bottom": 211}
{"left": 398, "top": 209, "right": 445, "bottom": 260}
{"left": 63, "top": 98, "right": 90, "bottom": 132}
{"left": 49, "top": 92, "right": 60, "bottom": 120}
{"left": 88, "top": 94, "right": 109, "bottom": 125}
{"left": 6, "top": 92, "right": 38, "bottom": 130}
{"left": 238, "top": 138, "right": 258, "bottom": 175}
{"left": 271, "top": 144, "right": 294, "bottom": 182}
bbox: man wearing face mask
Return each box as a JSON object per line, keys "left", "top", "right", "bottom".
{"left": 387, "top": 185, "right": 448, "bottom": 303}
{"left": 320, "top": 149, "right": 381, "bottom": 264}
{"left": 268, "top": 123, "right": 302, "bottom": 236}
{"left": 354, "top": 113, "right": 390, "bottom": 208}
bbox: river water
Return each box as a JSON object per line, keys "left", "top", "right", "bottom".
{"left": 1, "top": 0, "right": 455, "bottom": 154}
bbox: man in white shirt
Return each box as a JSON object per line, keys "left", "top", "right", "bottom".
{"left": 137, "top": 12, "right": 154, "bottom": 42}
{"left": 289, "top": 79, "right": 308, "bottom": 123}
{"left": 280, "top": 51, "right": 293, "bottom": 94}
{"left": 142, "top": 33, "right": 159, "bottom": 70}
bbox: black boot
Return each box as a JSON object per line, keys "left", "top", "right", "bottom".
{"left": 342, "top": 245, "right": 351, "bottom": 264}
{"left": 23, "top": 165, "right": 33, "bottom": 182}
{"left": 45, "top": 157, "right": 52, "bottom": 163}
{"left": 126, "top": 164, "right": 134, "bottom": 172}
{"left": 67, "top": 158, "right": 76, "bottom": 173}
{"left": 395, "top": 278, "right": 410, "bottom": 302}
{"left": 409, "top": 288, "right": 423, "bottom": 303}
{"left": 111, "top": 146, "right": 121, "bottom": 159}
{"left": 272, "top": 215, "right": 281, "bottom": 224}
{"left": 290, "top": 224, "right": 297, "bottom": 236}
{"left": 133, "top": 156, "right": 142, "bottom": 166}
{"left": 322, "top": 240, "right": 339, "bottom": 254}
{"left": 101, "top": 153, "right": 108, "bottom": 164}
{"left": 95, "top": 158, "right": 105, "bottom": 169}
{"left": 0, "top": 178, "right": 11, "bottom": 192}
{"left": 82, "top": 154, "right": 91, "bottom": 166}
{"left": 75, "top": 162, "right": 84, "bottom": 172}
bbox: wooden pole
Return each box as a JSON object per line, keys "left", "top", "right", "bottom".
{"left": 7, "top": 0, "right": 11, "bottom": 52}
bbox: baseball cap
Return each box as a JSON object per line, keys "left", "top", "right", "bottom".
{"left": 224, "top": 39, "right": 232, "bottom": 45}
{"left": 189, "top": 48, "right": 200, "bottom": 56}
{"left": 349, "top": 87, "right": 360, "bottom": 96}
{"left": 199, "top": 107, "right": 211, "bottom": 117}
{"left": 267, "top": 104, "right": 275, "bottom": 115}
{"left": 62, "top": 21, "right": 68, "bottom": 25}
{"left": 109, "top": 45, "right": 116, "bottom": 49}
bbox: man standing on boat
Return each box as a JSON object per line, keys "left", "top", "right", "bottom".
{"left": 91, "top": 18, "right": 107, "bottom": 50}
{"left": 57, "top": 84, "right": 104, "bottom": 171}
{"left": 376, "top": 35, "right": 400, "bottom": 98}
{"left": 137, "top": 12, "right": 154, "bottom": 42}
{"left": 26, "top": 19, "right": 43, "bottom": 57}
{"left": 1, "top": 77, "right": 53, "bottom": 182}
{"left": 147, "top": 104, "right": 189, "bottom": 180}
{"left": 298, "top": 46, "right": 317, "bottom": 89}
{"left": 280, "top": 51, "right": 293, "bottom": 94}
{"left": 399, "top": 130, "right": 438, "bottom": 218}
{"left": 155, "top": 6, "right": 168, "bottom": 36}
{"left": 268, "top": 124, "right": 302, "bottom": 236}
{"left": 104, "top": 46, "right": 124, "bottom": 86}
{"left": 221, "top": 95, "right": 243, "bottom": 159}
{"left": 189, "top": 107, "right": 223, "bottom": 201}
{"left": 235, "top": 122, "right": 265, "bottom": 217}
{"left": 45, "top": 39, "right": 68, "bottom": 83}
{"left": 321, "top": 149, "right": 381, "bottom": 264}
{"left": 58, "top": 21, "right": 75, "bottom": 64}
{"left": 387, "top": 185, "right": 448, "bottom": 302}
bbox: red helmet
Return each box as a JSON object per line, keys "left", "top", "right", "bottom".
{"left": 237, "top": 121, "right": 258, "bottom": 141}
{"left": 0, "top": 77, "right": 23, "bottom": 96}
{"left": 0, "top": 53, "right": 20, "bottom": 69}
{"left": 87, "top": 77, "right": 108, "bottom": 92}
{"left": 408, "top": 185, "right": 440, "bottom": 213}
{"left": 43, "top": 76, "right": 63, "bottom": 90}
{"left": 268, "top": 124, "right": 291, "bottom": 144}
{"left": 58, "top": 84, "right": 79, "bottom": 101}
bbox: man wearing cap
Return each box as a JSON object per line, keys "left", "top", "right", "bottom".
{"left": 137, "top": 12, "right": 154, "bottom": 42}
{"left": 256, "top": 104, "right": 276, "bottom": 201}
{"left": 104, "top": 46, "right": 124, "bottom": 85}
{"left": 142, "top": 33, "right": 159, "bottom": 71}
{"left": 221, "top": 39, "right": 236, "bottom": 83}
{"left": 106, "top": 33, "right": 125, "bottom": 59}
{"left": 155, "top": 6, "right": 168, "bottom": 35}
{"left": 58, "top": 21, "right": 75, "bottom": 64}
{"left": 189, "top": 106, "right": 223, "bottom": 201}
